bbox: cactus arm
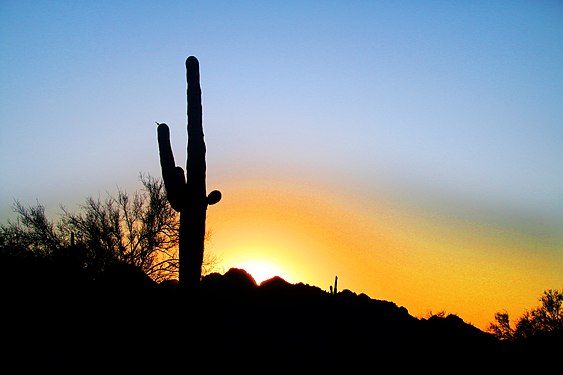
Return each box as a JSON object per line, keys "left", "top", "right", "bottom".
{"left": 157, "top": 123, "right": 186, "bottom": 212}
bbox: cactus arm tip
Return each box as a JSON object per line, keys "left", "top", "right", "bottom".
{"left": 157, "top": 123, "right": 175, "bottom": 170}
{"left": 156, "top": 122, "right": 170, "bottom": 139}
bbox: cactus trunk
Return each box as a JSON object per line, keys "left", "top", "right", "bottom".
{"left": 157, "top": 56, "right": 221, "bottom": 289}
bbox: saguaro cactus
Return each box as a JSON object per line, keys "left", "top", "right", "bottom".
{"left": 157, "top": 56, "right": 221, "bottom": 288}
{"left": 330, "top": 276, "right": 338, "bottom": 295}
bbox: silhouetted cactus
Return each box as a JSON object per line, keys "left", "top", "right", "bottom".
{"left": 330, "top": 275, "right": 338, "bottom": 295}
{"left": 157, "top": 56, "right": 221, "bottom": 288}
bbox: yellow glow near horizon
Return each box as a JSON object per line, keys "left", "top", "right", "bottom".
{"left": 205, "top": 175, "right": 562, "bottom": 330}
{"left": 234, "top": 259, "right": 290, "bottom": 285}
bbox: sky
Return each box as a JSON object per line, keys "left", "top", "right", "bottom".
{"left": 1, "top": 0, "right": 562, "bottom": 330}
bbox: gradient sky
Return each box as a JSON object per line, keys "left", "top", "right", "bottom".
{"left": 1, "top": 1, "right": 562, "bottom": 330}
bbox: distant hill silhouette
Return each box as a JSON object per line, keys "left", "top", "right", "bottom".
{"left": 2, "top": 258, "right": 560, "bottom": 373}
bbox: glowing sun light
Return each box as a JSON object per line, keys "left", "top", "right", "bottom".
{"left": 236, "top": 260, "right": 287, "bottom": 285}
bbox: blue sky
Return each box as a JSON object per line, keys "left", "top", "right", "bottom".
{"left": 1, "top": 0, "right": 562, "bottom": 250}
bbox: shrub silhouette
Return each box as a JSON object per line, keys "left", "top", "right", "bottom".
{"left": 157, "top": 56, "right": 221, "bottom": 289}
{"left": 0, "top": 174, "right": 198, "bottom": 283}
{"left": 488, "top": 288, "right": 563, "bottom": 340}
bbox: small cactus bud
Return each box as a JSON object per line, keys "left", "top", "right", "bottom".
{"left": 207, "top": 190, "right": 222, "bottom": 205}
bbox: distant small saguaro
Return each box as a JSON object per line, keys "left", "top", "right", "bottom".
{"left": 330, "top": 275, "right": 338, "bottom": 295}
{"left": 157, "top": 56, "right": 221, "bottom": 289}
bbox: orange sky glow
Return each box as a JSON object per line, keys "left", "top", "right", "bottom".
{"left": 206, "top": 176, "right": 561, "bottom": 331}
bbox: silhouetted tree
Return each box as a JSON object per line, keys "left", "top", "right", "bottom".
{"left": 488, "top": 288, "right": 563, "bottom": 340}
{"left": 488, "top": 311, "right": 514, "bottom": 340}
{"left": 157, "top": 56, "right": 221, "bottom": 288}
{"left": 0, "top": 201, "right": 65, "bottom": 257}
{"left": 0, "top": 174, "right": 220, "bottom": 284}
{"left": 60, "top": 174, "right": 179, "bottom": 281}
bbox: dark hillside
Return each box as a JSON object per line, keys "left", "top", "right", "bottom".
{"left": 1, "top": 258, "right": 559, "bottom": 373}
